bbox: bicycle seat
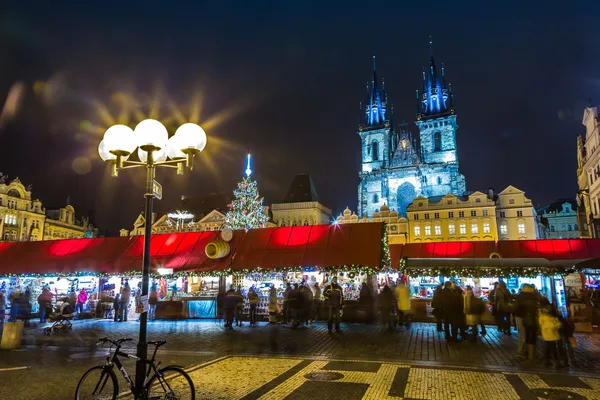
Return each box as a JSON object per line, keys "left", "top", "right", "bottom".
{"left": 148, "top": 340, "right": 167, "bottom": 347}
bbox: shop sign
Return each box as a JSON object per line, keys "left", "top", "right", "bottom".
{"left": 152, "top": 180, "right": 162, "bottom": 200}
{"left": 140, "top": 295, "right": 148, "bottom": 313}
{"left": 564, "top": 273, "right": 583, "bottom": 288}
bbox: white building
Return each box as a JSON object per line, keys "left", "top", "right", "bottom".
{"left": 577, "top": 105, "right": 600, "bottom": 237}
{"left": 495, "top": 186, "right": 543, "bottom": 240}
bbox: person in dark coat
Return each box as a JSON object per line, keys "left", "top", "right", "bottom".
{"left": 494, "top": 281, "right": 512, "bottom": 335}
{"left": 439, "top": 281, "right": 461, "bottom": 342}
{"left": 512, "top": 284, "right": 540, "bottom": 361}
{"left": 302, "top": 283, "right": 314, "bottom": 325}
{"left": 452, "top": 282, "right": 467, "bottom": 337}
{"left": 324, "top": 277, "right": 344, "bottom": 334}
{"left": 224, "top": 286, "right": 241, "bottom": 330}
{"left": 290, "top": 283, "right": 305, "bottom": 327}
{"left": 378, "top": 284, "right": 395, "bottom": 331}
{"left": 431, "top": 284, "right": 444, "bottom": 332}
{"left": 282, "top": 283, "right": 292, "bottom": 324}
{"left": 359, "top": 281, "right": 374, "bottom": 324}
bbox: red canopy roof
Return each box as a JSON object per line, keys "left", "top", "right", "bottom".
{"left": 0, "top": 223, "right": 384, "bottom": 276}
{"left": 390, "top": 239, "right": 600, "bottom": 268}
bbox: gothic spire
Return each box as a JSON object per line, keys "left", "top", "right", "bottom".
{"left": 418, "top": 37, "right": 452, "bottom": 118}
{"left": 364, "top": 55, "right": 388, "bottom": 126}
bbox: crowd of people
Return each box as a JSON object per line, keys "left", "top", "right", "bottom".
{"left": 430, "top": 280, "right": 577, "bottom": 368}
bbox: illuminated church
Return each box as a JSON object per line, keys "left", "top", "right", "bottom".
{"left": 357, "top": 44, "right": 466, "bottom": 217}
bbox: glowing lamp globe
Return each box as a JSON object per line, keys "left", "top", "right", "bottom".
{"left": 173, "top": 123, "right": 207, "bottom": 153}
{"left": 138, "top": 147, "right": 167, "bottom": 163}
{"left": 102, "top": 124, "right": 136, "bottom": 155}
{"left": 98, "top": 140, "right": 117, "bottom": 161}
{"left": 134, "top": 119, "right": 169, "bottom": 150}
{"left": 165, "top": 134, "right": 186, "bottom": 159}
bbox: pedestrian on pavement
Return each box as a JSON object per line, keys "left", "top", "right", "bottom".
{"left": 378, "top": 284, "right": 395, "bottom": 331}
{"left": 439, "top": 281, "right": 460, "bottom": 342}
{"left": 76, "top": 289, "right": 88, "bottom": 316}
{"left": 560, "top": 315, "right": 577, "bottom": 367}
{"left": 120, "top": 281, "right": 131, "bottom": 322}
{"left": 313, "top": 283, "right": 321, "bottom": 322}
{"left": 431, "top": 284, "right": 444, "bottom": 332}
{"left": 302, "top": 283, "right": 314, "bottom": 325}
{"left": 452, "top": 282, "right": 467, "bottom": 337}
{"left": 494, "top": 281, "right": 512, "bottom": 335}
{"left": 234, "top": 286, "right": 244, "bottom": 327}
{"left": 463, "top": 286, "right": 485, "bottom": 341}
{"left": 268, "top": 284, "right": 279, "bottom": 324}
{"left": 148, "top": 283, "right": 158, "bottom": 321}
{"left": 395, "top": 279, "right": 411, "bottom": 327}
{"left": 248, "top": 287, "right": 259, "bottom": 326}
{"left": 37, "top": 287, "right": 54, "bottom": 323}
{"left": 359, "top": 281, "right": 374, "bottom": 324}
{"left": 224, "top": 286, "right": 238, "bottom": 330}
{"left": 324, "top": 276, "right": 344, "bottom": 334}
{"left": 288, "top": 283, "right": 303, "bottom": 328}
{"left": 513, "top": 283, "right": 540, "bottom": 361}
{"left": 283, "top": 282, "right": 292, "bottom": 324}
{"left": 113, "top": 294, "right": 121, "bottom": 322}
{"left": 0, "top": 288, "right": 6, "bottom": 328}
{"left": 538, "top": 299, "right": 564, "bottom": 368}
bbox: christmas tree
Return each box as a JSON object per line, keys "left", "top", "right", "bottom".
{"left": 224, "top": 154, "right": 269, "bottom": 231}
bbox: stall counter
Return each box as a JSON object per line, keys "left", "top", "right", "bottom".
{"left": 155, "top": 297, "right": 218, "bottom": 319}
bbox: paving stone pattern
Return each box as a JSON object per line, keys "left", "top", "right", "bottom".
{"left": 146, "top": 356, "right": 600, "bottom": 400}
{"left": 21, "top": 319, "right": 600, "bottom": 374}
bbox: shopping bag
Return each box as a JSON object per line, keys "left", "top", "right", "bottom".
{"left": 567, "top": 336, "right": 578, "bottom": 349}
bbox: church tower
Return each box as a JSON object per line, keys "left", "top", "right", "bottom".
{"left": 415, "top": 39, "right": 466, "bottom": 196}
{"left": 357, "top": 56, "right": 393, "bottom": 217}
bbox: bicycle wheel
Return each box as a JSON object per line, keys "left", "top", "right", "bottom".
{"left": 74, "top": 365, "right": 118, "bottom": 400}
{"left": 147, "top": 365, "right": 195, "bottom": 400}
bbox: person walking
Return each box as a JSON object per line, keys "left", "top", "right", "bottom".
{"left": 378, "top": 284, "right": 395, "bottom": 331}
{"left": 120, "top": 281, "right": 131, "bottom": 322}
{"left": 76, "top": 289, "right": 88, "bottom": 316}
{"left": 359, "top": 281, "right": 374, "bottom": 324}
{"left": 324, "top": 276, "right": 344, "bottom": 334}
{"left": 431, "top": 284, "right": 444, "bottom": 332}
{"left": 302, "top": 283, "right": 314, "bottom": 325}
{"left": 113, "top": 294, "right": 121, "bottom": 322}
{"left": 494, "top": 281, "right": 511, "bottom": 335}
{"left": 234, "top": 286, "right": 244, "bottom": 327}
{"left": 395, "top": 279, "right": 411, "bottom": 327}
{"left": 439, "top": 282, "right": 460, "bottom": 342}
{"left": 463, "top": 287, "right": 485, "bottom": 341}
{"left": 538, "top": 299, "right": 564, "bottom": 368}
{"left": 148, "top": 283, "right": 158, "bottom": 321}
{"left": 268, "top": 284, "right": 279, "bottom": 324}
{"left": 0, "top": 288, "right": 6, "bottom": 329}
{"left": 313, "top": 283, "right": 321, "bottom": 322}
{"left": 513, "top": 284, "right": 540, "bottom": 361}
{"left": 224, "top": 286, "right": 238, "bottom": 330}
{"left": 37, "top": 288, "right": 54, "bottom": 323}
{"left": 248, "top": 287, "right": 259, "bottom": 326}
{"left": 282, "top": 283, "right": 292, "bottom": 324}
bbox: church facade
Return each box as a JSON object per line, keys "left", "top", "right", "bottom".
{"left": 357, "top": 46, "right": 466, "bottom": 217}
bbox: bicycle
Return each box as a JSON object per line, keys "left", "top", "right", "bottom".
{"left": 74, "top": 337, "right": 195, "bottom": 400}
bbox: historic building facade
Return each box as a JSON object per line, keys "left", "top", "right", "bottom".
{"left": 272, "top": 174, "right": 332, "bottom": 227}
{"left": 576, "top": 105, "right": 599, "bottom": 237}
{"left": 0, "top": 175, "right": 92, "bottom": 241}
{"left": 357, "top": 47, "right": 466, "bottom": 218}
{"left": 339, "top": 185, "right": 542, "bottom": 243}
{"left": 538, "top": 199, "right": 579, "bottom": 239}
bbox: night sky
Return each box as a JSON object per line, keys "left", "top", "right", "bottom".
{"left": 1, "top": 1, "right": 599, "bottom": 234}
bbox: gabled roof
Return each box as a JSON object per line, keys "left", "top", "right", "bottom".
{"left": 198, "top": 209, "right": 226, "bottom": 223}
{"left": 498, "top": 185, "right": 525, "bottom": 195}
{"left": 538, "top": 199, "right": 577, "bottom": 214}
{"left": 282, "top": 174, "right": 319, "bottom": 203}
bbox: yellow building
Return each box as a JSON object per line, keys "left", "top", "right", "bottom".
{"left": 338, "top": 185, "right": 541, "bottom": 243}
{"left": 0, "top": 176, "right": 91, "bottom": 242}
{"left": 408, "top": 192, "right": 498, "bottom": 242}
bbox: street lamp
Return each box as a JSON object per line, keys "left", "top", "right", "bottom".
{"left": 98, "top": 119, "right": 206, "bottom": 399}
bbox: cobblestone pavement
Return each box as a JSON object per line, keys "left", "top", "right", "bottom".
{"left": 18, "top": 319, "right": 600, "bottom": 373}
{"left": 129, "top": 355, "right": 600, "bottom": 400}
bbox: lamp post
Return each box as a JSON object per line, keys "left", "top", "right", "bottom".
{"left": 98, "top": 119, "right": 206, "bottom": 399}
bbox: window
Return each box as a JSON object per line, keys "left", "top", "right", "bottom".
{"left": 517, "top": 210, "right": 523, "bottom": 217}
{"left": 303, "top": 220, "right": 309, "bottom": 226}
{"left": 500, "top": 211, "right": 506, "bottom": 218}
{"left": 470, "top": 210, "right": 477, "bottom": 217}
{"left": 458, "top": 211, "right": 465, "bottom": 218}
{"left": 561, "top": 224, "right": 565, "bottom": 231}
{"left": 437, "top": 177, "right": 442, "bottom": 185}
{"left": 425, "top": 226, "right": 431, "bottom": 236}
{"left": 373, "top": 194, "right": 379, "bottom": 203}
{"left": 459, "top": 224, "right": 467, "bottom": 235}
{"left": 550, "top": 225, "right": 555, "bottom": 232}
{"left": 434, "top": 225, "right": 441, "bottom": 235}
{"left": 483, "top": 223, "right": 490, "bottom": 234}
{"left": 518, "top": 223, "right": 526, "bottom": 234}
{"left": 418, "top": 202, "right": 423, "bottom": 207}
{"left": 434, "top": 212, "right": 440, "bottom": 219}
{"left": 449, "top": 224, "right": 456, "bottom": 235}
{"left": 280, "top": 221, "right": 286, "bottom": 227}
{"left": 447, "top": 200, "right": 453, "bottom": 205}
{"left": 433, "top": 132, "right": 442, "bottom": 151}
{"left": 483, "top": 210, "right": 489, "bottom": 217}
{"left": 567, "top": 224, "right": 572, "bottom": 231}
{"left": 575, "top": 224, "right": 578, "bottom": 231}
{"left": 371, "top": 140, "right": 379, "bottom": 161}
{"left": 500, "top": 224, "right": 508, "bottom": 235}
{"left": 414, "top": 226, "right": 421, "bottom": 236}
{"left": 424, "top": 213, "right": 430, "bottom": 220}
{"left": 509, "top": 198, "right": 515, "bottom": 205}
{"left": 471, "top": 223, "right": 479, "bottom": 234}
{"left": 448, "top": 211, "right": 454, "bottom": 218}
{"left": 413, "top": 214, "right": 419, "bottom": 221}
{"left": 475, "top": 198, "right": 481, "bottom": 203}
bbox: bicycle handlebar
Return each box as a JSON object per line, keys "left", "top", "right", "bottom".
{"left": 97, "top": 337, "right": 133, "bottom": 346}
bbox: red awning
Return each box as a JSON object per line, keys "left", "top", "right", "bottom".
{"left": 390, "top": 239, "right": 600, "bottom": 269}
{"left": 229, "top": 223, "right": 383, "bottom": 271}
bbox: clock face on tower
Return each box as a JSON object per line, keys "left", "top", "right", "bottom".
{"left": 400, "top": 139, "right": 408, "bottom": 149}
